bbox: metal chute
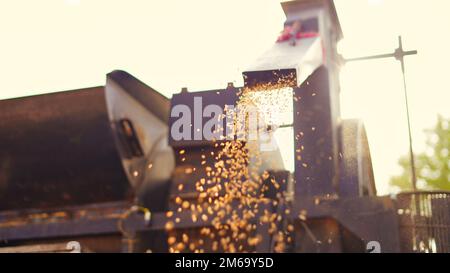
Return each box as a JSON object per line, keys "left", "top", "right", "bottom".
{"left": 243, "top": 36, "right": 323, "bottom": 88}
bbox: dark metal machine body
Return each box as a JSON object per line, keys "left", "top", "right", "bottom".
{"left": 0, "top": 71, "right": 174, "bottom": 212}
{"left": 0, "top": 0, "right": 448, "bottom": 253}
{"left": 0, "top": 87, "right": 131, "bottom": 210}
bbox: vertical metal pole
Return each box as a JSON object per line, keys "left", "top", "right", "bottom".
{"left": 396, "top": 36, "right": 417, "bottom": 191}
{"left": 344, "top": 36, "right": 418, "bottom": 191}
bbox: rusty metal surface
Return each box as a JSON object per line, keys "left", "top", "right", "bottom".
{"left": 0, "top": 201, "right": 131, "bottom": 241}
{"left": 0, "top": 194, "right": 407, "bottom": 253}
{"left": 0, "top": 87, "right": 131, "bottom": 211}
{"left": 0, "top": 199, "right": 275, "bottom": 252}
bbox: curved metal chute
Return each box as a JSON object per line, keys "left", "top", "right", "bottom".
{"left": 105, "top": 70, "right": 175, "bottom": 211}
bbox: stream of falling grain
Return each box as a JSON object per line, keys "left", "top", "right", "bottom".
{"left": 167, "top": 75, "right": 296, "bottom": 253}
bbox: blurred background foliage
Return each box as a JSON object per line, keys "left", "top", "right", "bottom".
{"left": 390, "top": 115, "right": 450, "bottom": 191}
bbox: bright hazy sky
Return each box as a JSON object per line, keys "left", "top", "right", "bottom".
{"left": 0, "top": 0, "right": 449, "bottom": 194}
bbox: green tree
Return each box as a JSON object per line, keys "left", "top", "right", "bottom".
{"left": 390, "top": 115, "right": 450, "bottom": 191}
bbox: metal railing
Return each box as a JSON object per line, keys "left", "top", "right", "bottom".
{"left": 396, "top": 191, "right": 450, "bottom": 253}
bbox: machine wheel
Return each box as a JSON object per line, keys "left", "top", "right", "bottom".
{"left": 338, "top": 119, "right": 376, "bottom": 197}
